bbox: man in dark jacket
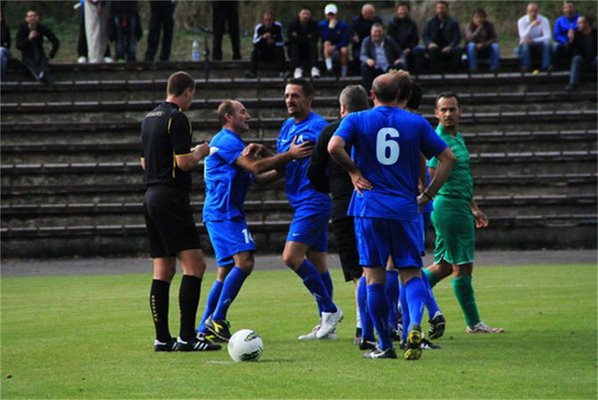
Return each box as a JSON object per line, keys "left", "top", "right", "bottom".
{"left": 287, "top": 6, "right": 320, "bottom": 78}
{"left": 388, "top": 2, "right": 419, "bottom": 71}
{"left": 351, "top": 4, "right": 382, "bottom": 66}
{"left": 566, "top": 16, "right": 597, "bottom": 90}
{"left": 415, "top": 1, "right": 461, "bottom": 72}
{"left": 144, "top": 0, "right": 175, "bottom": 62}
{"left": 16, "top": 10, "right": 59, "bottom": 84}
{"left": 360, "top": 23, "right": 404, "bottom": 92}
{"left": 246, "top": 11, "right": 285, "bottom": 78}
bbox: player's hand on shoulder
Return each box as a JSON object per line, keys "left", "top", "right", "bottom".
{"left": 289, "top": 136, "right": 314, "bottom": 159}
{"left": 242, "top": 143, "right": 266, "bottom": 158}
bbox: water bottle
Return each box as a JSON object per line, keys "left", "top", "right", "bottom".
{"left": 192, "top": 39, "right": 200, "bottom": 62}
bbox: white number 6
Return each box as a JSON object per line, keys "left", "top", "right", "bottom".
{"left": 376, "top": 128, "right": 400, "bottom": 165}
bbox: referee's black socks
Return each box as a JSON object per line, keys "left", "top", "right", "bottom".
{"left": 150, "top": 279, "right": 172, "bottom": 342}
{"left": 179, "top": 275, "right": 202, "bottom": 342}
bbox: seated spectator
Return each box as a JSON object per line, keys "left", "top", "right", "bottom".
{"left": 110, "top": 0, "right": 140, "bottom": 62}
{"left": 566, "top": 16, "right": 597, "bottom": 91}
{"left": 1, "top": 9, "right": 10, "bottom": 81}
{"left": 287, "top": 6, "right": 320, "bottom": 79}
{"left": 319, "top": 3, "right": 351, "bottom": 77}
{"left": 388, "top": 2, "right": 419, "bottom": 71}
{"left": 415, "top": 1, "right": 462, "bottom": 72}
{"left": 246, "top": 11, "right": 285, "bottom": 78}
{"left": 517, "top": 2, "right": 552, "bottom": 72}
{"left": 360, "top": 23, "right": 404, "bottom": 92}
{"left": 15, "top": 10, "right": 59, "bottom": 84}
{"left": 465, "top": 8, "right": 499, "bottom": 72}
{"left": 553, "top": 1, "right": 579, "bottom": 63}
{"left": 350, "top": 4, "right": 382, "bottom": 65}
{"left": 144, "top": 0, "right": 176, "bottom": 62}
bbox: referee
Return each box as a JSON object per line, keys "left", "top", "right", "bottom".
{"left": 141, "top": 71, "right": 220, "bottom": 352}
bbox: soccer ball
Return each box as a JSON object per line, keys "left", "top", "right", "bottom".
{"left": 227, "top": 329, "right": 264, "bottom": 362}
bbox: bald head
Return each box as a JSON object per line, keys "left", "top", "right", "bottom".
{"left": 361, "top": 3, "right": 376, "bottom": 20}
{"left": 372, "top": 71, "right": 413, "bottom": 105}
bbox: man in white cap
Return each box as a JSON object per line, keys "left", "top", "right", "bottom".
{"left": 318, "top": 3, "right": 351, "bottom": 77}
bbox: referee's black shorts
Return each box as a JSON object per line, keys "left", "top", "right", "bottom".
{"left": 143, "top": 185, "right": 202, "bottom": 258}
{"left": 331, "top": 216, "right": 362, "bottom": 282}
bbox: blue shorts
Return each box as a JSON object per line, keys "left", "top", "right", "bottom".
{"left": 354, "top": 216, "right": 423, "bottom": 268}
{"left": 286, "top": 208, "right": 330, "bottom": 252}
{"left": 205, "top": 218, "right": 256, "bottom": 267}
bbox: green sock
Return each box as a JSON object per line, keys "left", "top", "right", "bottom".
{"left": 451, "top": 274, "right": 481, "bottom": 328}
{"left": 423, "top": 268, "right": 439, "bottom": 288}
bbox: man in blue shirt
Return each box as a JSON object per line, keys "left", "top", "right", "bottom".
{"left": 275, "top": 78, "right": 344, "bottom": 340}
{"left": 553, "top": 1, "right": 579, "bottom": 61}
{"left": 319, "top": 3, "right": 351, "bottom": 77}
{"left": 329, "top": 71, "right": 456, "bottom": 360}
{"left": 198, "top": 99, "right": 314, "bottom": 342}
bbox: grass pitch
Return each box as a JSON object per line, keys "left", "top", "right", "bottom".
{"left": 1, "top": 264, "right": 596, "bottom": 399}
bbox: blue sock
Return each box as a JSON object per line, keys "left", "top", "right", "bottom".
{"left": 358, "top": 276, "right": 375, "bottom": 341}
{"left": 404, "top": 277, "right": 426, "bottom": 331}
{"left": 212, "top": 267, "right": 249, "bottom": 321}
{"left": 421, "top": 270, "right": 441, "bottom": 319}
{"left": 385, "top": 270, "right": 399, "bottom": 331}
{"left": 399, "top": 282, "right": 410, "bottom": 342}
{"left": 295, "top": 259, "right": 337, "bottom": 313}
{"left": 367, "top": 283, "right": 392, "bottom": 351}
{"left": 320, "top": 270, "right": 334, "bottom": 299}
{"left": 197, "top": 279, "right": 223, "bottom": 333}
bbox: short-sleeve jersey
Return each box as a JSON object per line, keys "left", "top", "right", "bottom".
{"left": 428, "top": 125, "right": 473, "bottom": 201}
{"left": 141, "top": 102, "right": 194, "bottom": 190}
{"left": 277, "top": 112, "right": 331, "bottom": 210}
{"left": 203, "top": 128, "right": 254, "bottom": 222}
{"left": 334, "top": 106, "right": 447, "bottom": 221}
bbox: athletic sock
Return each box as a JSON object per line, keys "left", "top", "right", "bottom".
{"left": 179, "top": 275, "right": 202, "bottom": 341}
{"left": 212, "top": 267, "right": 249, "bottom": 321}
{"left": 452, "top": 274, "right": 481, "bottom": 328}
{"left": 197, "top": 279, "right": 223, "bottom": 333}
{"left": 421, "top": 271, "right": 442, "bottom": 319}
{"left": 325, "top": 57, "right": 333, "bottom": 71}
{"left": 320, "top": 270, "right": 334, "bottom": 300}
{"left": 404, "top": 277, "right": 426, "bottom": 330}
{"left": 385, "top": 270, "right": 399, "bottom": 331}
{"left": 399, "top": 282, "right": 410, "bottom": 342}
{"left": 358, "top": 276, "right": 374, "bottom": 341}
{"left": 150, "top": 279, "right": 171, "bottom": 342}
{"left": 341, "top": 65, "right": 348, "bottom": 77}
{"left": 367, "top": 283, "right": 392, "bottom": 351}
{"left": 295, "top": 259, "right": 337, "bottom": 313}
{"left": 423, "top": 268, "right": 440, "bottom": 288}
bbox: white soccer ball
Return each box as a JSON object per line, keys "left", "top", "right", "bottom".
{"left": 227, "top": 329, "right": 264, "bottom": 362}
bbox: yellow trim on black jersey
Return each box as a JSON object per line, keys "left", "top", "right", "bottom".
{"left": 167, "top": 116, "right": 173, "bottom": 135}
{"left": 172, "top": 152, "right": 176, "bottom": 178}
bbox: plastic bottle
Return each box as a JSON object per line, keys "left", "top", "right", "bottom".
{"left": 192, "top": 40, "right": 200, "bottom": 62}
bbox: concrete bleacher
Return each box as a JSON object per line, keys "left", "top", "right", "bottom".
{"left": 1, "top": 60, "right": 596, "bottom": 257}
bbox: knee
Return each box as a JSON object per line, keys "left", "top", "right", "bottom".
{"left": 282, "top": 251, "right": 302, "bottom": 270}
{"left": 236, "top": 252, "right": 255, "bottom": 273}
{"left": 466, "top": 42, "right": 476, "bottom": 52}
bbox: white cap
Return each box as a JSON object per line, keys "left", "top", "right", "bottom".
{"left": 324, "top": 3, "right": 338, "bottom": 15}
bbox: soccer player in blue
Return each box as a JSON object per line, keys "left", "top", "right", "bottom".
{"left": 197, "top": 99, "right": 314, "bottom": 342}
{"left": 278, "top": 78, "right": 343, "bottom": 340}
{"left": 328, "top": 71, "right": 456, "bottom": 360}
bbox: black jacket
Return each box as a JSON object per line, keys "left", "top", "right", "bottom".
{"left": 16, "top": 22, "right": 59, "bottom": 60}
{"left": 388, "top": 16, "right": 419, "bottom": 50}
{"left": 573, "top": 28, "right": 597, "bottom": 62}
{"left": 287, "top": 18, "right": 319, "bottom": 44}
{"left": 422, "top": 16, "right": 461, "bottom": 48}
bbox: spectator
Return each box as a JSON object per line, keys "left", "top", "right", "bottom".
{"left": 211, "top": 0, "right": 241, "bottom": 61}
{"left": 144, "top": 0, "right": 175, "bottom": 62}
{"left": 15, "top": 10, "right": 59, "bottom": 84}
{"left": 416, "top": 1, "right": 462, "bottom": 72}
{"left": 553, "top": 1, "right": 579, "bottom": 62}
{"left": 84, "top": 0, "right": 110, "bottom": 64}
{"left": 111, "top": 0, "right": 140, "bottom": 62}
{"left": 319, "top": 3, "right": 351, "bottom": 77}
{"left": 388, "top": 2, "right": 419, "bottom": 71}
{"left": 360, "top": 23, "right": 404, "bottom": 92}
{"left": 465, "top": 8, "right": 499, "bottom": 73}
{"left": 517, "top": 2, "right": 552, "bottom": 72}
{"left": 566, "top": 16, "right": 597, "bottom": 91}
{"left": 351, "top": 4, "right": 382, "bottom": 65}
{"left": 287, "top": 6, "right": 320, "bottom": 79}
{"left": 76, "top": 0, "right": 112, "bottom": 63}
{"left": 246, "top": 11, "right": 285, "bottom": 78}
{"left": 1, "top": 9, "right": 10, "bottom": 81}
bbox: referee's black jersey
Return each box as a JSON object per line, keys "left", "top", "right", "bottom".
{"left": 141, "top": 102, "right": 194, "bottom": 191}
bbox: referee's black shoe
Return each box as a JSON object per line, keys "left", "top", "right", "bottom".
{"left": 174, "top": 335, "right": 222, "bottom": 352}
{"left": 154, "top": 337, "right": 177, "bottom": 352}
{"left": 205, "top": 318, "right": 232, "bottom": 342}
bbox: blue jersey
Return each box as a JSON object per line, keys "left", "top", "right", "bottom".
{"left": 203, "top": 128, "right": 254, "bottom": 222}
{"left": 277, "top": 112, "right": 331, "bottom": 210}
{"left": 334, "top": 106, "right": 447, "bottom": 221}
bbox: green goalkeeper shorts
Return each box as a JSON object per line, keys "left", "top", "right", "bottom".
{"left": 431, "top": 195, "right": 475, "bottom": 265}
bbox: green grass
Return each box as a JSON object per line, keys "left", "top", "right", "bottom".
{"left": 2, "top": 264, "right": 597, "bottom": 399}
